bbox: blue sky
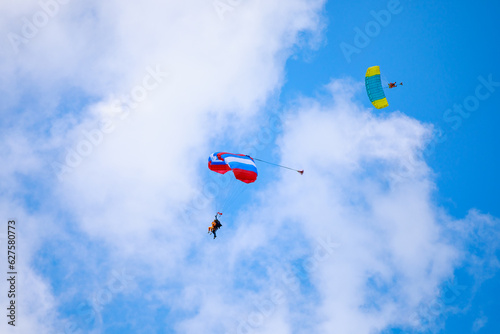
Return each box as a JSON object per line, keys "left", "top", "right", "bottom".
{"left": 0, "top": 0, "right": 499, "bottom": 333}
{"left": 285, "top": 0, "right": 500, "bottom": 218}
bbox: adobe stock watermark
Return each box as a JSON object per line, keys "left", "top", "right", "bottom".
{"left": 340, "top": 0, "right": 403, "bottom": 64}
{"left": 395, "top": 74, "right": 499, "bottom": 181}
{"left": 408, "top": 278, "right": 467, "bottom": 331}
{"left": 61, "top": 268, "right": 135, "bottom": 334}
{"left": 227, "top": 237, "right": 341, "bottom": 334}
{"left": 442, "top": 74, "right": 499, "bottom": 131}
{"left": 7, "top": 0, "right": 72, "bottom": 54}
{"left": 51, "top": 65, "right": 168, "bottom": 182}
{"left": 213, "top": 0, "right": 242, "bottom": 21}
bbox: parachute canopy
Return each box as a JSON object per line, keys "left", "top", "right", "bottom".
{"left": 208, "top": 152, "right": 258, "bottom": 184}
{"left": 365, "top": 66, "right": 389, "bottom": 109}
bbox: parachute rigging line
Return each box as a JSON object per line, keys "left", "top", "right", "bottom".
{"left": 252, "top": 158, "right": 304, "bottom": 175}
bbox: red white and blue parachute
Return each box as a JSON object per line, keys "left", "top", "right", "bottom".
{"left": 208, "top": 152, "right": 258, "bottom": 184}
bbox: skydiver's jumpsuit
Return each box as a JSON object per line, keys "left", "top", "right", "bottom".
{"left": 209, "top": 219, "right": 222, "bottom": 239}
{"left": 388, "top": 82, "right": 397, "bottom": 88}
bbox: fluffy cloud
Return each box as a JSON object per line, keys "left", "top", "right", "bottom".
{"left": 1, "top": 0, "right": 326, "bottom": 332}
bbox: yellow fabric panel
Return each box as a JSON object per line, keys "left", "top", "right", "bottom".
{"left": 366, "top": 66, "right": 381, "bottom": 78}
{"left": 372, "top": 97, "right": 389, "bottom": 109}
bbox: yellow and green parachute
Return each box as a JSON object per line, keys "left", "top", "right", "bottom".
{"left": 365, "top": 66, "right": 389, "bottom": 109}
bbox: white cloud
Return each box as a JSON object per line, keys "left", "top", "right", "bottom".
{"left": 472, "top": 315, "right": 487, "bottom": 332}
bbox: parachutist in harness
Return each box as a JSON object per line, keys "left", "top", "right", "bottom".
{"left": 388, "top": 82, "right": 403, "bottom": 88}
{"left": 208, "top": 214, "right": 222, "bottom": 239}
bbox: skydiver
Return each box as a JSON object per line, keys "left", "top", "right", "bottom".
{"left": 388, "top": 82, "right": 397, "bottom": 88}
{"left": 208, "top": 215, "right": 222, "bottom": 239}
